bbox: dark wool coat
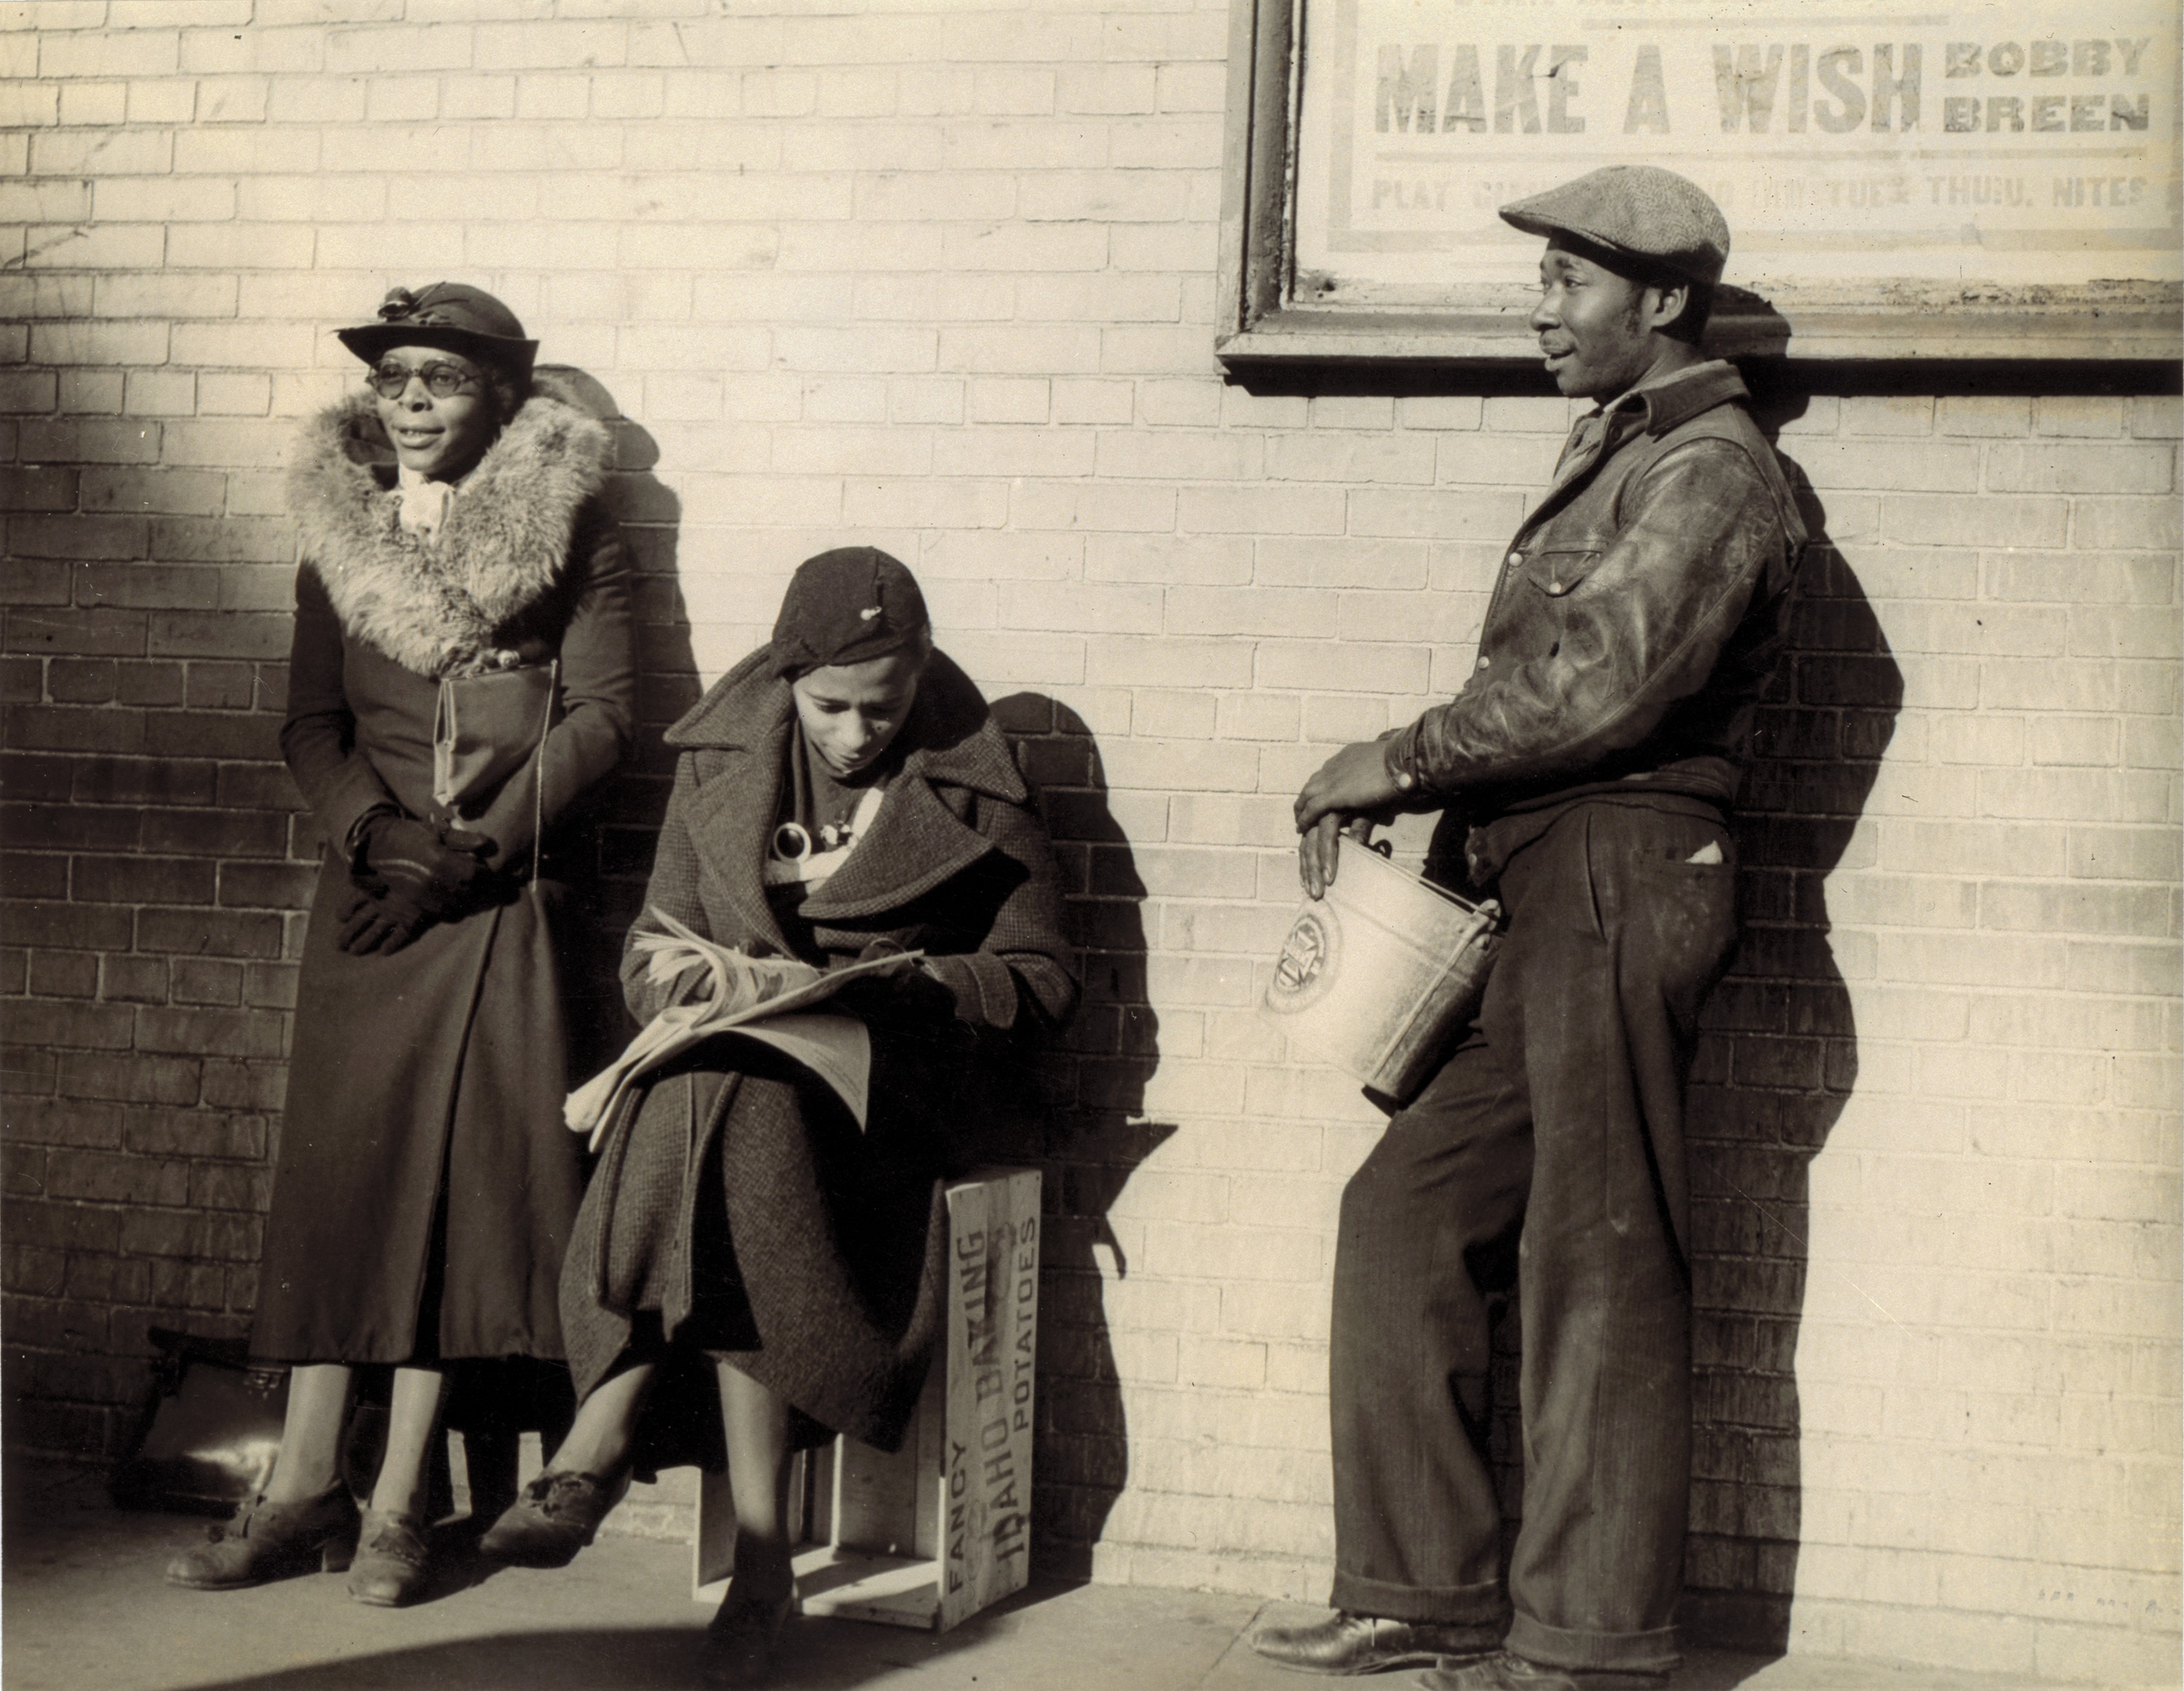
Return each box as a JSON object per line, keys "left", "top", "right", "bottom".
{"left": 253, "top": 373, "right": 636, "bottom": 1366}
{"left": 559, "top": 649, "right": 1077, "bottom": 1454}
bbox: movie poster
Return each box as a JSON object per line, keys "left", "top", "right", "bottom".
{"left": 1292, "top": 0, "right": 2182, "bottom": 301}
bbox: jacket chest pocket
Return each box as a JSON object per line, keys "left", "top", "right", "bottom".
{"left": 1523, "top": 546, "right": 1603, "bottom": 598}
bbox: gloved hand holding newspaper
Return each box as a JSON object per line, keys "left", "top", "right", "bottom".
{"left": 563, "top": 909, "right": 923, "bottom": 1151}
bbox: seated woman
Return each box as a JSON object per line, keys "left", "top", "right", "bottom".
{"left": 479, "top": 548, "right": 1077, "bottom": 1687}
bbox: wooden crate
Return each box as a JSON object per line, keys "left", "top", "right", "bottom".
{"left": 694, "top": 1167, "right": 1041, "bottom": 1632}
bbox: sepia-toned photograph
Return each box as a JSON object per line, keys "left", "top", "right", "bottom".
{"left": 1, "top": 1, "right": 2177, "bottom": 1689}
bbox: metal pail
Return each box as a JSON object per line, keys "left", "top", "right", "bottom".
{"left": 1259, "top": 839, "right": 1500, "bottom": 1104}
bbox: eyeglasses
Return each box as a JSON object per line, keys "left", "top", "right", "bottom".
{"left": 366, "top": 359, "right": 480, "bottom": 400}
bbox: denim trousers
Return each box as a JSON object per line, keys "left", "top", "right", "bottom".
{"left": 1327, "top": 801, "right": 1739, "bottom": 1675}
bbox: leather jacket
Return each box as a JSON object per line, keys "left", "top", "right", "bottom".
{"left": 1385, "top": 360, "right": 1806, "bottom": 821}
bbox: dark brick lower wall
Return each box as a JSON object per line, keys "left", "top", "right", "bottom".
{"left": 4, "top": 641, "right": 303, "bottom": 1462}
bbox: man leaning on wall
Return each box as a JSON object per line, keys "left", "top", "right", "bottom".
{"left": 1250, "top": 167, "right": 1808, "bottom": 1691}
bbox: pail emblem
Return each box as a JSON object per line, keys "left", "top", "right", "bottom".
{"left": 1268, "top": 906, "right": 1339, "bottom": 1010}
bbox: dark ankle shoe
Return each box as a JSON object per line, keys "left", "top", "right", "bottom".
{"left": 699, "top": 1586, "right": 794, "bottom": 1688}
{"left": 346, "top": 1509, "right": 430, "bottom": 1607}
{"left": 1249, "top": 1610, "right": 1498, "bottom": 1675}
{"left": 165, "top": 1484, "right": 358, "bottom": 1591}
{"left": 1416, "top": 1650, "right": 1666, "bottom": 1691}
{"left": 478, "top": 1469, "right": 629, "bottom": 1568}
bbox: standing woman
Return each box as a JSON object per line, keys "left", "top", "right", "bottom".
{"left": 166, "top": 284, "right": 636, "bottom": 1606}
{"left": 477, "top": 550, "right": 1076, "bottom": 1687}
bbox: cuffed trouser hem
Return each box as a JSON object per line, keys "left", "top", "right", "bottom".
{"left": 1506, "top": 1610, "right": 1679, "bottom": 1676}
{"left": 1329, "top": 1569, "right": 1507, "bottom": 1636}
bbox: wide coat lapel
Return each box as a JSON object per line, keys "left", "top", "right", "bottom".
{"left": 802, "top": 652, "right": 1026, "bottom": 921}
{"left": 796, "top": 774, "right": 991, "bottom": 922}
{"left": 666, "top": 654, "right": 796, "bottom": 957}
{"left": 662, "top": 648, "right": 1026, "bottom": 940}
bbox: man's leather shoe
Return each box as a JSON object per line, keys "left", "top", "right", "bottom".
{"left": 1416, "top": 1650, "right": 1665, "bottom": 1691}
{"left": 1249, "top": 1610, "right": 1498, "bottom": 1675}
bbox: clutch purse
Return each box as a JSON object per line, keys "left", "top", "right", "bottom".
{"left": 433, "top": 662, "right": 556, "bottom": 812}
{"left": 110, "top": 1329, "right": 288, "bottom": 1514}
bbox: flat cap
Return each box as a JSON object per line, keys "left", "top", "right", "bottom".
{"left": 1500, "top": 166, "right": 1729, "bottom": 288}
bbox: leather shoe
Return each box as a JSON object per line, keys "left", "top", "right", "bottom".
{"left": 1249, "top": 1610, "right": 1498, "bottom": 1675}
{"left": 166, "top": 1484, "right": 357, "bottom": 1591}
{"left": 346, "top": 1508, "right": 431, "bottom": 1607}
{"left": 699, "top": 1587, "right": 794, "bottom": 1687}
{"left": 477, "top": 1469, "right": 629, "bottom": 1567}
{"left": 1415, "top": 1650, "right": 1666, "bottom": 1691}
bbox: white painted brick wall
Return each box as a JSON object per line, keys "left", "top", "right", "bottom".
{"left": 1, "top": 4, "right": 2176, "bottom": 1681}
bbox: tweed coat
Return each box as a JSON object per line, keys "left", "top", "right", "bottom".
{"left": 559, "top": 647, "right": 1076, "bottom": 1453}
{"left": 253, "top": 374, "right": 635, "bottom": 1366}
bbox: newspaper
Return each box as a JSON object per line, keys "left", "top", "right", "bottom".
{"left": 564, "top": 908, "right": 922, "bottom": 1151}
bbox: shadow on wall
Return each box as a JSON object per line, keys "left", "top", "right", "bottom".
{"left": 537, "top": 365, "right": 697, "bottom": 1072}
{"left": 1674, "top": 398, "right": 1904, "bottom": 1651}
{"left": 990, "top": 693, "right": 1176, "bottom": 1585}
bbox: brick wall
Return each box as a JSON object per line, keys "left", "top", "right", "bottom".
{"left": 1, "top": 3, "right": 2177, "bottom": 1681}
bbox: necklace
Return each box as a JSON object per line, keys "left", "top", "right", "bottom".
{"left": 810, "top": 781, "right": 865, "bottom": 851}
{"left": 773, "top": 728, "right": 885, "bottom": 868}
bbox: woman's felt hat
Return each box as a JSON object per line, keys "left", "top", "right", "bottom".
{"left": 335, "top": 282, "right": 539, "bottom": 377}
{"left": 770, "top": 547, "right": 930, "bottom": 678}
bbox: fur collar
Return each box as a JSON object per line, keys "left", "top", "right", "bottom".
{"left": 287, "top": 371, "right": 612, "bottom": 678}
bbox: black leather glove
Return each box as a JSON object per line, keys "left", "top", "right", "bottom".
{"left": 335, "top": 882, "right": 425, "bottom": 956}
{"left": 828, "top": 950, "right": 957, "bottom": 1026}
{"left": 338, "top": 814, "right": 497, "bottom": 955}
{"left": 360, "top": 812, "right": 496, "bottom": 911}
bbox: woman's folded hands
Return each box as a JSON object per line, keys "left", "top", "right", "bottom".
{"left": 826, "top": 941, "right": 957, "bottom": 1026}
{"left": 337, "top": 812, "right": 500, "bottom": 954}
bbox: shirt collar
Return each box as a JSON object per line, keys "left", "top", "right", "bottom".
{"left": 1590, "top": 359, "right": 1749, "bottom": 439}
{"left": 395, "top": 462, "right": 463, "bottom": 539}
{"left": 395, "top": 462, "right": 456, "bottom": 494}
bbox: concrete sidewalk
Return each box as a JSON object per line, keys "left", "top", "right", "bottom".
{"left": 1, "top": 1462, "right": 2110, "bottom": 1691}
